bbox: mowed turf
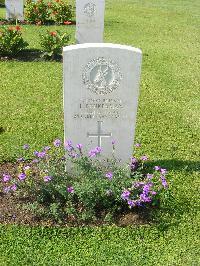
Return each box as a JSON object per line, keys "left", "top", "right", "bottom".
{"left": 0, "top": 0, "right": 200, "bottom": 265}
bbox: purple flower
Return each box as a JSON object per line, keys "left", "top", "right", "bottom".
{"left": 95, "top": 146, "right": 102, "bottom": 154}
{"left": 131, "top": 157, "right": 138, "bottom": 164}
{"left": 147, "top": 173, "right": 154, "bottom": 179}
{"left": 111, "top": 140, "right": 116, "bottom": 145}
{"left": 160, "top": 168, "right": 167, "bottom": 175}
{"left": 140, "top": 193, "right": 152, "bottom": 203}
{"left": 88, "top": 149, "right": 96, "bottom": 157}
{"left": 17, "top": 157, "right": 24, "bottom": 162}
{"left": 127, "top": 200, "right": 135, "bottom": 208}
{"left": 64, "top": 140, "right": 73, "bottom": 152}
{"left": 43, "top": 176, "right": 52, "bottom": 182}
{"left": 23, "top": 144, "right": 30, "bottom": 150}
{"left": 3, "top": 186, "right": 11, "bottom": 193}
{"left": 11, "top": 184, "right": 17, "bottom": 191}
{"left": 154, "top": 166, "right": 161, "bottom": 171}
{"left": 130, "top": 157, "right": 138, "bottom": 171}
{"left": 54, "top": 139, "right": 61, "bottom": 147}
{"left": 18, "top": 173, "right": 26, "bottom": 181}
{"left": 67, "top": 186, "right": 74, "bottom": 193}
{"left": 160, "top": 176, "right": 168, "bottom": 189}
{"left": 2, "top": 174, "right": 11, "bottom": 183}
{"left": 105, "top": 172, "right": 113, "bottom": 180}
{"left": 141, "top": 155, "right": 148, "bottom": 161}
{"left": 143, "top": 184, "right": 151, "bottom": 195}
{"left": 69, "top": 152, "right": 78, "bottom": 159}
{"left": 37, "top": 151, "right": 46, "bottom": 158}
{"left": 135, "top": 143, "right": 141, "bottom": 148}
{"left": 32, "top": 159, "right": 39, "bottom": 164}
{"left": 76, "top": 143, "right": 83, "bottom": 150}
{"left": 34, "top": 151, "right": 39, "bottom": 157}
{"left": 151, "top": 191, "right": 157, "bottom": 195}
{"left": 121, "top": 189, "right": 131, "bottom": 200}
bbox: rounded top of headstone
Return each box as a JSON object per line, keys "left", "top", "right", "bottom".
{"left": 63, "top": 43, "right": 142, "bottom": 54}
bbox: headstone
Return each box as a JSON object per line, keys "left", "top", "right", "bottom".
{"left": 5, "top": 0, "right": 24, "bottom": 21}
{"left": 75, "top": 0, "right": 105, "bottom": 44}
{"left": 63, "top": 43, "right": 142, "bottom": 163}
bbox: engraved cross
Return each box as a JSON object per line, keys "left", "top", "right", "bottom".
{"left": 87, "top": 121, "right": 112, "bottom": 147}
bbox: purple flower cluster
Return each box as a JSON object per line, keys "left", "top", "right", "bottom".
{"left": 154, "top": 166, "right": 168, "bottom": 189}
{"left": 64, "top": 140, "right": 73, "bottom": 152}
{"left": 3, "top": 184, "right": 17, "bottom": 193}
{"left": 67, "top": 186, "right": 74, "bottom": 193}
{"left": 43, "top": 176, "right": 52, "bottom": 182}
{"left": 18, "top": 173, "right": 26, "bottom": 181}
{"left": 89, "top": 147, "right": 102, "bottom": 157}
{"left": 130, "top": 157, "right": 139, "bottom": 171}
{"left": 53, "top": 139, "right": 61, "bottom": 148}
{"left": 105, "top": 172, "right": 113, "bottom": 180}
{"left": 121, "top": 180, "right": 158, "bottom": 208}
{"left": 2, "top": 174, "right": 11, "bottom": 183}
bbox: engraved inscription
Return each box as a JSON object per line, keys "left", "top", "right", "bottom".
{"left": 87, "top": 121, "right": 112, "bottom": 147}
{"left": 84, "top": 2, "right": 96, "bottom": 17}
{"left": 82, "top": 58, "right": 123, "bottom": 95}
{"left": 73, "top": 98, "right": 127, "bottom": 119}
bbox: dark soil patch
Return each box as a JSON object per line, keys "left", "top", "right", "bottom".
{"left": 0, "top": 49, "right": 63, "bottom": 62}
{"left": 0, "top": 162, "right": 151, "bottom": 227}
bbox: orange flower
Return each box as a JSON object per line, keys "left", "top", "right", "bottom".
{"left": 64, "top": 21, "right": 72, "bottom": 25}
{"left": 8, "top": 26, "right": 15, "bottom": 31}
{"left": 50, "top": 31, "right": 57, "bottom": 36}
{"left": 15, "top": 26, "right": 21, "bottom": 31}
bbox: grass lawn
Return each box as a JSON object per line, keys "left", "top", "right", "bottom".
{"left": 0, "top": 0, "right": 200, "bottom": 265}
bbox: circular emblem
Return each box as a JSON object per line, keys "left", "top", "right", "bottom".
{"left": 82, "top": 57, "right": 123, "bottom": 95}
{"left": 84, "top": 3, "right": 96, "bottom": 17}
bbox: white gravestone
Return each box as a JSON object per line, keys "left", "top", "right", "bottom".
{"left": 5, "top": 0, "right": 24, "bottom": 21}
{"left": 63, "top": 43, "right": 142, "bottom": 163}
{"left": 75, "top": 0, "right": 105, "bottom": 44}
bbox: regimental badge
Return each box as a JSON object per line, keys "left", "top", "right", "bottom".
{"left": 84, "top": 3, "right": 96, "bottom": 17}
{"left": 82, "top": 57, "right": 123, "bottom": 95}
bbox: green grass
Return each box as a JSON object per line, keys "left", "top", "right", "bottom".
{"left": 0, "top": 0, "right": 200, "bottom": 265}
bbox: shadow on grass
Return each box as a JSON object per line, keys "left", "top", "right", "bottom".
{"left": 0, "top": 49, "right": 62, "bottom": 62}
{"left": 146, "top": 159, "right": 199, "bottom": 173}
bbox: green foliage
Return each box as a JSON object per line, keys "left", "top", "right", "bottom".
{"left": 0, "top": 26, "right": 28, "bottom": 56}
{"left": 40, "top": 30, "right": 70, "bottom": 58}
{"left": 25, "top": 0, "right": 50, "bottom": 25}
{"left": 50, "top": 0, "right": 73, "bottom": 24}
{"left": 25, "top": 0, "right": 73, "bottom": 25}
{"left": 0, "top": 0, "right": 4, "bottom": 7}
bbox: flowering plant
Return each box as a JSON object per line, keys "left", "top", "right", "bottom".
{"left": 40, "top": 30, "right": 70, "bottom": 59}
{"left": 0, "top": 26, "right": 28, "bottom": 56}
{"left": 25, "top": 0, "right": 73, "bottom": 25}
{"left": 25, "top": 0, "right": 51, "bottom": 25}
{"left": 0, "top": 140, "right": 170, "bottom": 224}
{"left": 49, "top": 0, "right": 73, "bottom": 24}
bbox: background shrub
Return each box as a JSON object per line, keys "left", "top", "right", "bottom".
{"left": 0, "top": 26, "right": 28, "bottom": 56}
{"left": 25, "top": 0, "right": 73, "bottom": 25}
{"left": 25, "top": 0, "right": 50, "bottom": 24}
{"left": 50, "top": 0, "right": 73, "bottom": 24}
{"left": 40, "top": 30, "right": 70, "bottom": 59}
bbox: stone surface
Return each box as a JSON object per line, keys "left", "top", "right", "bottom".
{"left": 63, "top": 43, "right": 142, "bottom": 163}
{"left": 5, "top": 0, "right": 24, "bottom": 20}
{"left": 75, "top": 0, "right": 105, "bottom": 43}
